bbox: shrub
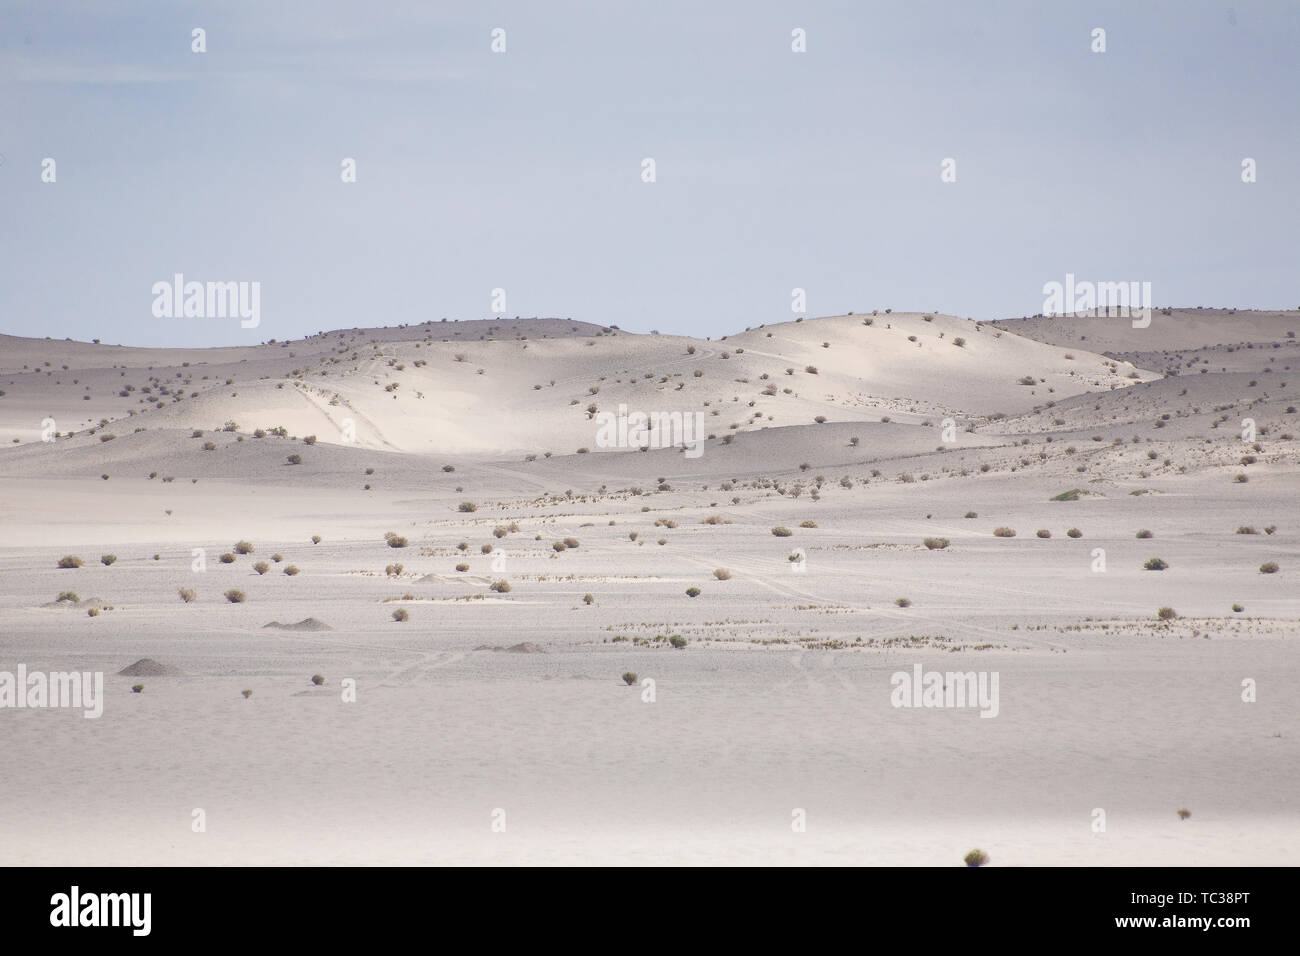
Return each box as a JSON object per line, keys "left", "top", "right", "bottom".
{"left": 56, "top": 591, "right": 79, "bottom": 603}
{"left": 923, "top": 537, "right": 949, "bottom": 550}
{"left": 771, "top": 527, "right": 793, "bottom": 537}
{"left": 234, "top": 540, "right": 254, "bottom": 554}
{"left": 713, "top": 568, "right": 732, "bottom": 580}
{"left": 964, "top": 849, "right": 990, "bottom": 867}
{"left": 953, "top": 337, "right": 966, "bottom": 347}
{"left": 583, "top": 593, "right": 594, "bottom": 605}
{"left": 385, "top": 563, "right": 403, "bottom": 576}
{"left": 1066, "top": 528, "right": 1082, "bottom": 538}
{"left": 964, "top": 511, "right": 977, "bottom": 519}
{"left": 57, "top": 555, "right": 83, "bottom": 569}
{"left": 1177, "top": 808, "right": 1191, "bottom": 821}
{"left": 1050, "top": 489, "right": 1082, "bottom": 501}
{"left": 311, "top": 674, "right": 325, "bottom": 686}
{"left": 1259, "top": 562, "right": 1279, "bottom": 574}
{"left": 895, "top": 597, "right": 912, "bottom": 607}
{"left": 1035, "top": 529, "right": 1051, "bottom": 539}
{"left": 224, "top": 589, "right": 246, "bottom": 603}
{"left": 1234, "top": 473, "right": 1249, "bottom": 483}
{"left": 563, "top": 537, "right": 580, "bottom": 548}
{"left": 219, "top": 553, "right": 236, "bottom": 564}
{"left": 242, "top": 689, "right": 252, "bottom": 698}
{"left": 311, "top": 535, "right": 322, "bottom": 544}
{"left": 392, "top": 608, "right": 409, "bottom": 622}
{"left": 271, "top": 553, "right": 283, "bottom": 563}
{"left": 287, "top": 453, "right": 302, "bottom": 465}
{"left": 283, "top": 565, "right": 300, "bottom": 576}
{"left": 1236, "top": 526, "right": 1257, "bottom": 535}
{"left": 992, "top": 527, "right": 1016, "bottom": 538}
{"left": 669, "top": 635, "right": 687, "bottom": 649}
{"left": 1144, "top": 558, "right": 1169, "bottom": 571}
{"left": 1157, "top": 606, "right": 1177, "bottom": 620}
{"left": 552, "top": 541, "right": 567, "bottom": 552}
{"left": 385, "top": 533, "right": 409, "bottom": 548}
{"left": 493, "top": 527, "right": 508, "bottom": 538}
{"left": 458, "top": 502, "right": 478, "bottom": 513}
{"left": 1136, "top": 529, "right": 1153, "bottom": 539}
{"left": 1232, "top": 603, "right": 1244, "bottom": 612}
{"left": 253, "top": 561, "right": 269, "bottom": 574}
{"left": 100, "top": 554, "right": 117, "bottom": 565}
{"left": 131, "top": 684, "right": 144, "bottom": 694}
{"left": 203, "top": 441, "right": 217, "bottom": 451}
{"left": 489, "top": 579, "right": 511, "bottom": 593}
{"left": 178, "top": 587, "right": 196, "bottom": 603}
{"left": 455, "top": 563, "right": 469, "bottom": 571}
{"left": 799, "top": 520, "right": 818, "bottom": 529}
{"left": 87, "top": 607, "right": 99, "bottom": 617}
{"left": 622, "top": 672, "right": 638, "bottom": 686}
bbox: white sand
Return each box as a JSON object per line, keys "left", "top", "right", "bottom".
{"left": 1, "top": 311, "right": 1296, "bottom": 865}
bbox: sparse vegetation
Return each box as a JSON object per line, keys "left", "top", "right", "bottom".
{"left": 923, "top": 537, "right": 949, "bottom": 550}
{"left": 57, "top": 555, "right": 83, "bottom": 569}
{"left": 622, "top": 672, "right": 638, "bottom": 686}
{"left": 100, "top": 554, "right": 117, "bottom": 566}
{"left": 771, "top": 527, "right": 793, "bottom": 537}
{"left": 1144, "top": 558, "right": 1169, "bottom": 571}
{"left": 392, "top": 608, "right": 409, "bottom": 622}
{"left": 992, "top": 527, "right": 1016, "bottom": 538}
{"left": 224, "top": 589, "right": 246, "bottom": 603}
{"left": 1157, "top": 606, "right": 1177, "bottom": 620}
{"left": 1260, "top": 562, "right": 1279, "bottom": 574}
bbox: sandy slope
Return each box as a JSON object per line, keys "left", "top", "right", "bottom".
{"left": 0, "top": 312, "right": 1296, "bottom": 865}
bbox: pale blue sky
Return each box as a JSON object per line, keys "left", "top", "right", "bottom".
{"left": 2, "top": 0, "right": 1297, "bottom": 346}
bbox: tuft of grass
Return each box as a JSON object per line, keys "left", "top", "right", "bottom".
{"left": 56, "top": 591, "right": 79, "bottom": 603}
{"left": 57, "top": 555, "right": 84, "bottom": 569}
{"left": 964, "top": 511, "right": 977, "bottom": 519}
{"left": 799, "top": 520, "right": 818, "bottom": 529}
{"left": 1050, "top": 489, "right": 1082, "bottom": 501}
{"left": 923, "top": 537, "right": 949, "bottom": 550}
{"left": 1157, "top": 606, "right": 1177, "bottom": 620}
{"left": 1236, "top": 526, "right": 1257, "bottom": 535}
{"left": 87, "top": 607, "right": 99, "bottom": 617}
{"left": 384, "top": 532, "right": 409, "bottom": 548}
{"left": 1144, "top": 558, "right": 1169, "bottom": 571}
{"left": 224, "top": 589, "right": 246, "bottom": 603}
{"left": 271, "top": 553, "right": 283, "bottom": 563}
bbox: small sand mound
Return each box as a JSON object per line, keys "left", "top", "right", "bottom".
{"left": 262, "top": 618, "right": 333, "bottom": 631}
{"left": 118, "top": 658, "right": 184, "bottom": 677}
{"left": 475, "top": 641, "right": 545, "bottom": 653}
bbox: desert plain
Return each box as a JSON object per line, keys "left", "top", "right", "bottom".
{"left": 0, "top": 308, "right": 1296, "bottom": 865}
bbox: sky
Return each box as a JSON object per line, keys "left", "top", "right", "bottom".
{"left": 1, "top": 0, "right": 1297, "bottom": 347}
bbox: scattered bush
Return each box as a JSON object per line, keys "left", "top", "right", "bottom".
{"left": 178, "top": 587, "right": 196, "bottom": 603}
{"left": 458, "top": 502, "right": 478, "bottom": 513}
{"left": 489, "top": 579, "right": 511, "bottom": 593}
{"left": 287, "top": 453, "right": 302, "bottom": 465}
{"left": 242, "top": 689, "right": 253, "bottom": 699}
{"left": 1157, "top": 606, "right": 1177, "bottom": 620}
{"left": 771, "top": 527, "right": 793, "bottom": 537}
{"left": 1144, "top": 558, "right": 1169, "bottom": 571}
{"left": 234, "top": 540, "right": 254, "bottom": 554}
{"left": 1135, "top": 529, "right": 1153, "bottom": 539}
{"left": 992, "top": 527, "right": 1016, "bottom": 538}
{"left": 253, "top": 561, "right": 269, "bottom": 575}
{"left": 311, "top": 674, "right": 325, "bottom": 686}
{"left": 713, "top": 568, "right": 732, "bottom": 580}
{"left": 622, "top": 672, "right": 638, "bottom": 686}
{"left": 895, "top": 597, "right": 912, "bottom": 607}
{"left": 224, "top": 589, "right": 246, "bottom": 603}
{"left": 219, "top": 553, "right": 236, "bottom": 564}
{"left": 669, "top": 635, "right": 687, "bottom": 649}
{"left": 1232, "top": 603, "right": 1244, "bottom": 613}
{"left": 385, "top": 532, "right": 409, "bottom": 548}
{"left": 100, "top": 554, "right": 117, "bottom": 566}
{"left": 1259, "top": 562, "right": 1279, "bottom": 574}
{"left": 923, "top": 537, "right": 949, "bottom": 550}
{"left": 1035, "top": 529, "right": 1051, "bottom": 539}
{"left": 685, "top": 587, "right": 701, "bottom": 597}
{"left": 311, "top": 535, "right": 322, "bottom": 544}
{"left": 583, "top": 593, "right": 594, "bottom": 605}
{"left": 131, "top": 684, "right": 144, "bottom": 694}
{"left": 392, "top": 608, "right": 409, "bottom": 622}
{"left": 964, "top": 849, "right": 990, "bottom": 867}
{"left": 283, "top": 565, "right": 300, "bottom": 576}
{"left": 1066, "top": 528, "right": 1082, "bottom": 538}
{"left": 57, "top": 555, "right": 83, "bottom": 569}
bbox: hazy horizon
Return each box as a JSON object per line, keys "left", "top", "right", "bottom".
{"left": 3, "top": 0, "right": 1297, "bottom": 348}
